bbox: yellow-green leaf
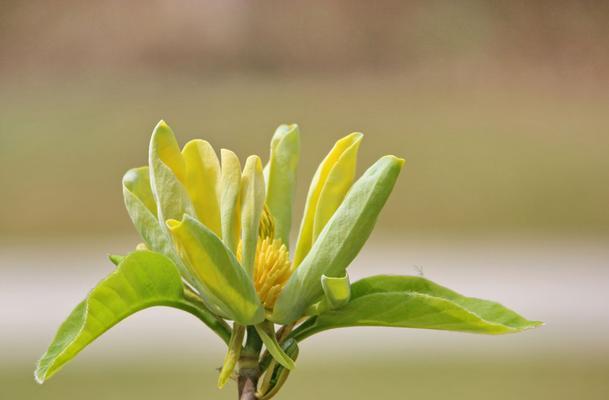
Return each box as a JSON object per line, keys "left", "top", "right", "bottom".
{"left": 35, "top": 251, "right": 229, "bottom": 383}
{"left": 264, "top": 124, "right": 300, "bottom": 246}
{"left": 290, "top": 275, "right": 543, "bottom": 341}
{"left": 167, "top": 215, "right": 264, "bottom": 325}
{"left": 240, "top": 155, "right": 265, "bottom": 276}
{"left": 182, "top": 139, "right": 222, "bottom": 236}
{"left": 273, "top": 155, "right": 404, "bottom": 324}
{"left": 292, "top": 132, "right": 362, "bottom": 266}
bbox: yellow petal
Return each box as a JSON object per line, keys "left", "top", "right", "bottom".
{"left": 292, "top": 132, "right": 363, "bottom": 267}
{"left": 220, "top": 149, "right": 242, "bottom": 253}
{"left": 312, "top": 134, "right": 362, "bottom": 241}
{"left": 148, "top": 121, "right": 195, "bottom": 222}
{"left": 150, "top": 120, "right": 186, "bottom": 183}
{"left": 182, "top": 139, "right": 222, "bottom": 237}
{"left": 240, "top": 155, "right": 266, "bottom": 276}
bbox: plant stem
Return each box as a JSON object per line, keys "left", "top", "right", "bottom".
{"left": 238, "top": 326, "right": 262, "bottom": 400}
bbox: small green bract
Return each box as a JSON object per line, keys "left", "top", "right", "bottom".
{"left": 35, "top": 121, "right": 542, "bottom": 399}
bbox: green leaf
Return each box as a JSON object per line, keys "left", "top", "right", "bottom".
{"left": 273, "top": 155, "right": 404, "bottom": 324}
{"left": 240, "top": 155, "right": 265, "bottom": 277}
{"left": 292, "top": 133, "right": 362, "bottom": 266}
{"left": 255, "top": 321, "right": 295, "bottom": 370}
{"left": 290, "top": 275, "right": 543, "bottom": 341}
{"left": 35, "top": 251, "right": 229, "bottom": 383}
{"left": 167, "top": 215, "right": 264, "bottom": 325}
{"left": 264, "top": 124, "right": 300, "bottom": 246}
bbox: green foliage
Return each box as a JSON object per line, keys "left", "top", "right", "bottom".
{"left": 35, "top": 251, "right": 229, "bottom": 383}
{"left": 290, "top": 275, "right": 542, "bottom": 341}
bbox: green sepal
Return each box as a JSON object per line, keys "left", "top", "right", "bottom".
{"left": 273, "top": 155, "right": 404, "bottom": 324}
{"left": 290, "top": 275, "right": 543, "bottom": 341}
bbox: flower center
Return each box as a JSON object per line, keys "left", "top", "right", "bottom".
{"left": 236, "top": 206, "right": 292, "bottom": 309}
{"left": 252, "top": 236, "right": 292, "bottom": 309}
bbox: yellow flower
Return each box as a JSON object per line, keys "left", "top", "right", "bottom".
{"left": 122, "top": 120, "right": 404, "bottom": 326}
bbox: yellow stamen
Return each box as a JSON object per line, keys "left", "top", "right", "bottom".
{"left": 237, "top": 236, "right": 292, "bottom": 309}
{"left": 258, "top": 204, "right": 275, "bottom": 240}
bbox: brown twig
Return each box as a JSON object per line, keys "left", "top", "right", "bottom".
{"left": 238, "top": 372, "right": 259, "bottom": 400}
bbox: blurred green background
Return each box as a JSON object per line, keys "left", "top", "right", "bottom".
{"left": 1, "top": 1, "right": 608, "bottom": 399}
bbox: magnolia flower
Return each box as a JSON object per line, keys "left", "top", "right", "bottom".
{"left": 125, "top": 121, "right": 402, "bottom": 327}
{"left": 36, "top": 121, "right": 540, "bottom": 400}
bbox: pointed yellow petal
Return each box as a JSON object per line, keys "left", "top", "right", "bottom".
{"left": 220, "top": 149, "right": 242, "bottom": 253}
{"left": 182, "top": 139, "right": 222, "bottom": 237}
{"left": 240, "top": 155, "right": 266, "bottom": 276}
{"left": 150, "top": 120, "right": 186, "bottom": 183}
{"left": 312, "top": 134, "right": 362, "bottom": 241}
{"left": 148, "top": 121, "right": 195, "bottom": 222}
{"left": 292, "top": 132, "right": 363, "bottom": 267}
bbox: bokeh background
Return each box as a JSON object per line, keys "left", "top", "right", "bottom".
{"left": 2, "top": 1, "right": 608, "bottom": 399}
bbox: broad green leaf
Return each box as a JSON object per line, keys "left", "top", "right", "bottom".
{"left": 35, "top": 251, "right": 228, "bottom": 383}
{"left": 148, "top": 121, "right": 195, "bottom": 223}
{"left": 167, "top": 215, "right": 264, "bottom": 325}
{"left": 122, "top": 167, "right": 196, "bottom": 286}
{"left": 290, "top": 275, "right": 543, "bottom": 341}
{"left": 255, "top": 321, "right": 295, "bottom": 370}
{"left": 292, "top": 133, "right": 362, "bottom": 266}
{"left": 182, "top": 139, "right": 222, "bottom": 237}
{"left": 220, "top": 149, "right": 242, "bottom": 253}
{"left": 240, "top": 155, "right": 265, "bottom": 276}
{"left": 264, "top": 124, "right": 300, "bottom": 246}
{"left": 273, "top": 156, "right": 404, "bottom": 324}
